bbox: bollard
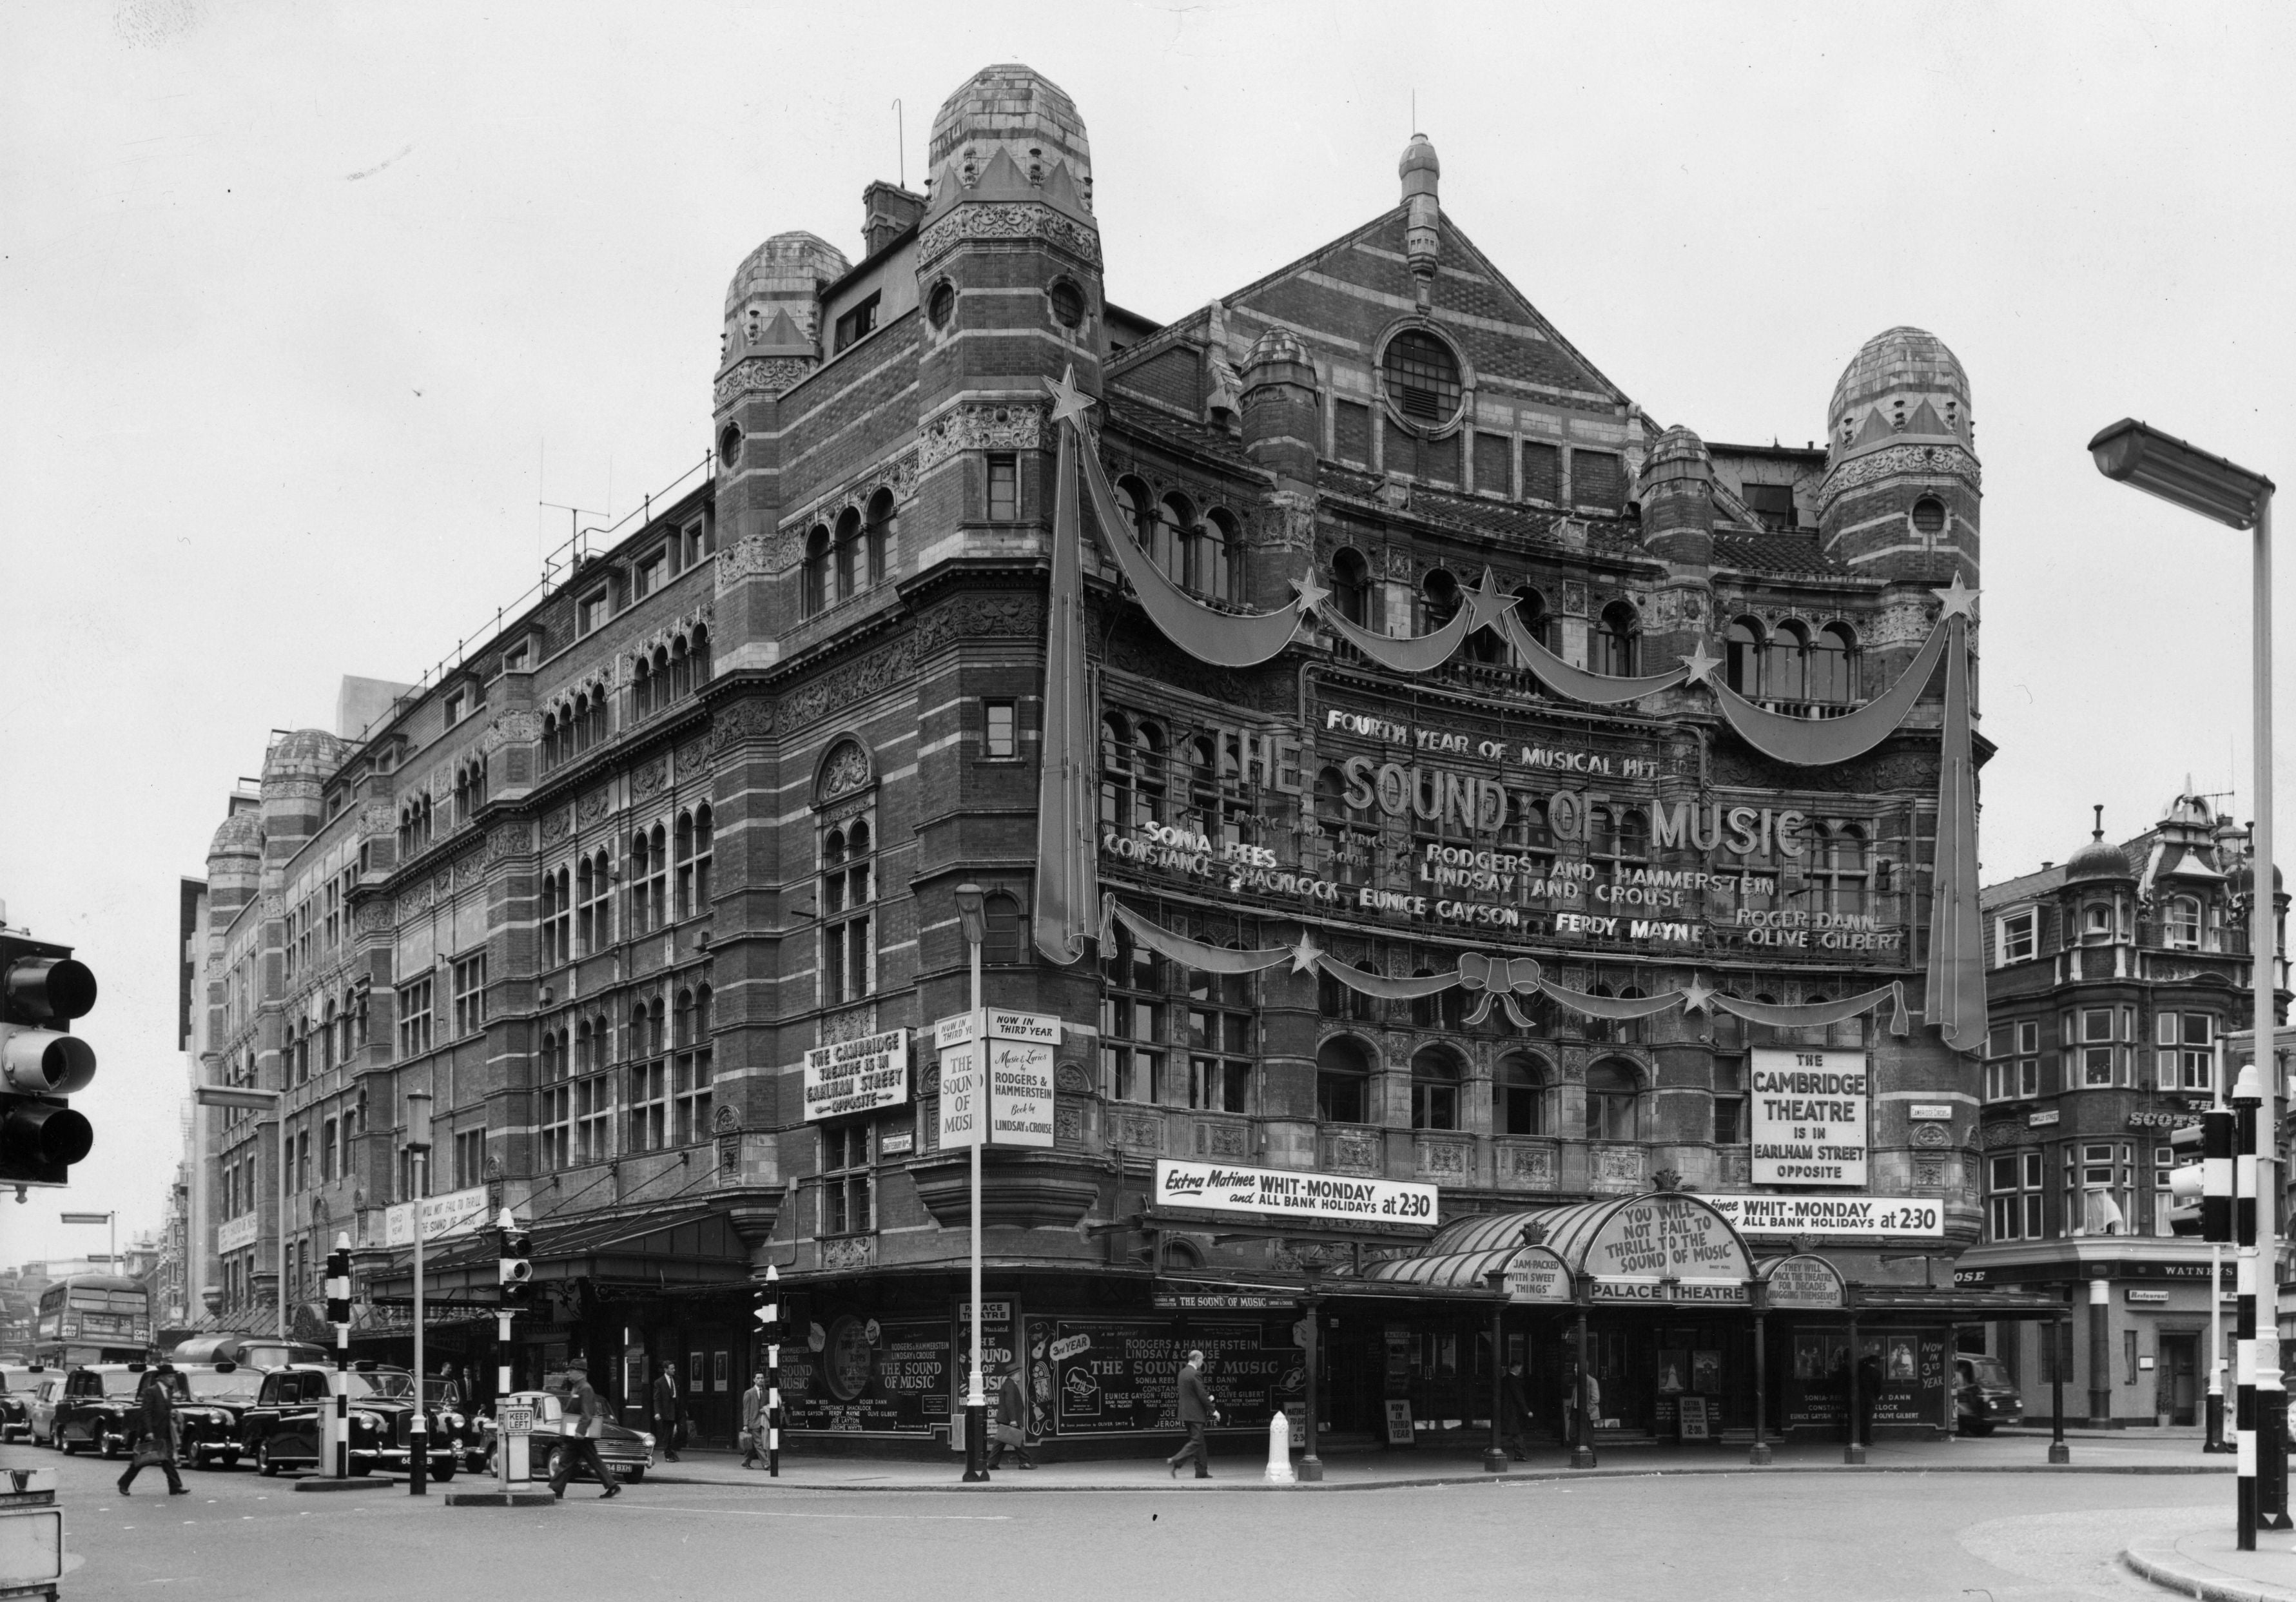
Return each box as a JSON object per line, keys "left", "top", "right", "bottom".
{"left": 1264, "top": 1408, "right": 1296, "bottom": 1485}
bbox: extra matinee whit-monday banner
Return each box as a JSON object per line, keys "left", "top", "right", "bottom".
{"left": 1154, "top": 1158, "right": 1436, "bottom": 1226}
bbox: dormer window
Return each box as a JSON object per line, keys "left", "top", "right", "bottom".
{"left": 833, "top": 293, "right": 880, "bottom": 353}
{"left": 635, "top": 549, "right": 666, "bottom": 600}
{"left": 2165, "top": 896, "right": 2202, "bottom": 950}
{"left": 504, "top": 641, "right": 532, "bottom": 673}
{"left": 1995, "top": 907, "right": 2038, "bottom": 966}
{"left": 578, "top": 589, "right": 609, "bottom": 637}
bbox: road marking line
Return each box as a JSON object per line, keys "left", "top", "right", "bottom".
{"left": 616, "top": 1502, "right": 1011, "bottom": 1523}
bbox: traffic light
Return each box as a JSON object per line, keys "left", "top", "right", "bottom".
{"left": 753, "top": 1264, "right": 781, "bottom": 1337}
{"left": 498, "top": 1215, "right": 534, "bottom": 1311}
{"left": 325, "top": 1243, "right": 353, "bottom": 1327}
{"left": 0, "top": 933, "right": 98, "bottom": 1189}
{"left": 2166, "top": 1110, "right": 2235, "bottom": 1241}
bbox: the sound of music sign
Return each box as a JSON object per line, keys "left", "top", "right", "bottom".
{"left": 933, "top": 1010, "right": 1058, "bottom": 1149}
{"left": 1749, "top": 1047, "right": 1869, "bottom": 1187}
{"left": 803, "top": 1029, "right": 911, "bottom": 1122}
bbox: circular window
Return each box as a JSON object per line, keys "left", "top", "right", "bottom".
{"left": 1381, "top": 328, "right": 1462, "bottom": 427}
{"left": 717, "top": 423, "right": 741, "bottom": 471}
{"left": 1048, "top": 278, "right": 1085, "bottom": 329}
{"left": 927, "top": 281, "right": 956, "bottom": 329}
{"left": 1911, "top": 496, "right": 1947, "bottom": 535}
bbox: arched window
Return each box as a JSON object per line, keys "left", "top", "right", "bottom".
{"left": 1154, "top": 494, "right": 1191, "bottom": 585}
{"left": 1099, "top": 712, "right": 1134, "bottom": 830}
{"left": 674, "top": 805, "right": 714, "bottom": 919}
{"left": 1494, "top": 1053, "right": 1548, "bottom": 1135}
{"left": 1419, "top": 568, "right": 1461, "bottom": 634}
{"left": 833, "top": 507, "right": 862, "bottom": 603}
{"left": 1511, "top": 586, "right": 1550, "bottom": 656}
{"left": 2165, "top": 896, "right": 2202, "bottom": 950}
{"left": 1410, "top": 1047, "right": 1461, "bottom": 1130}
{"left": 1316, "top": 1035, "right": 1373, "bottom": 1124}
{"left": 628, "top": 821, "right": 666, "bottom": 935}
{"left": 1112, "top": 476, "right": 1151, "bottom": 554}
{"left": 864, "top": 489, "right": 895, "bottom": 585}
{"left": 632, "top": 655, "right": 654, "bottom": 720}
{"left": 1383, "top": 329, "right": 1462, "bottom": 424}
{"left": 1726, "top": 618, "right": 1764, "bottom": 696}
{"left": 690, "top": 623, "right": 711, "bottom": 687}
{"left": 541, "top": 710, "right": 560, "bottom": 769}
{"left": 541, "top": 866, "right": 570, "bottom": 967}
{"left": 1332, "top": 547, "right": 1371, "bottom": 627}
{"left": 1193, "top": 508, "right": 1236, "bottom": 602}
{"left": 578, "top": 847, "right": 612, "bottom": 954}
{"left": 1767, "top": 621, "right": 1811, "bottom": 703}
{"left": 821, "top": 816, "right": 874, "bottom": 1004}
{"left": 1596, "top": 601, "right": 1640, "bottom": 676}
{"left": 1585, "top": 1059, "right": 1640, "bottom": 1141}
{"left": 1810, "top": 622, "right": 1858, "bottom": 703}
{"left": 1813, "top": 823, "right": 1869, "bottom": 915}
{"left": 803, "top": 527, "right": 831, "bottom": 616}
{"left": 982, "top": 892, "right": 1026, "bottom": 965}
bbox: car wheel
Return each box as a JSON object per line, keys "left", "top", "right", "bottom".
{"left": 257, "top": 1441, "right": 278, "bottom": 1478}
{"left": 58, "top": 1431, "right": 77, "bottom": 1455}
{"left": 623, "top": 1466, "right": 645, "bottom": 1483}
{"left": 432, "top": 1461, "right": 455, "bottom": 1483}
{"left": 1967, "top": 1419, "right": 1995, "bottom": 1437}
{"left": 348, "top": 1458, "right": 371, "bottom": 1478}
{"left": 534, "top": 1444, "right": 558, "bottom": 1481}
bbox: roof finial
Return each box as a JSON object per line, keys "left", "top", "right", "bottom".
{"left": 2092, "top": 803, "right": 2105, "bottom": 842}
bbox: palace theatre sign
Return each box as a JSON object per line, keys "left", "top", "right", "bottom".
{"left": 1098, "top": 696, "right": 1907, "bottom": 960}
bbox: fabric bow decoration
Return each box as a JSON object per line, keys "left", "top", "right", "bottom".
{"left": 1455, "top": 953, "right": 1543, "bottom": 1028}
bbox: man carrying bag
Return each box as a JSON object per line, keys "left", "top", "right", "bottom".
{"left": 549, "top": 1362, "right": 620, "bottom": 1500}
{"left": 117, "top": 1366, "right": 188, "bottom": 1497}
{"left": 984, "top": 1360, "right": 1035, "bottom": 1470}
{"left": 1165, "top": 1350, "right": 1220, "bottom": 1480}
{"left": 739, "top": 1371, "right": 766, "bottom": 1470}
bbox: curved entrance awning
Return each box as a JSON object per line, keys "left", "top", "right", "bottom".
{"left": 1374, "top": 1193, "right": 1756, "bottom": 1307}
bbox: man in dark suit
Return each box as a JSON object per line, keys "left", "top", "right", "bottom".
{"left": 1165, "top": 1349, "right": 1219, "bottom": 1479}
{"left": 117, "top": 1367, "right": 188, "bottom": 1496}
{"left": 985, "top": 1360, "right": 1036, "bottom": 1470}
{"left": 549, "top": 1362, "right": 621, "bottom": 1499}
{"left": 651, "top": 1361, "right": 682, "bottom": 1462}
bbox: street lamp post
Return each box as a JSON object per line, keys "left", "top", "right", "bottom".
{"left": 953, "top": 883, "right": 989, "bottom": 1485}
{"left": 2091, "top": 418, "right": 2278, "bottom": 1543}
{"left": 405, "top": 1089, "right": 432, "bottom": 1497}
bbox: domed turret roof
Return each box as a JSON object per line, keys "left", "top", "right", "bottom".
{"left": 262, "top": 728, "right": 347, "bottom": 781}
{"left": 1399, "top": 133, "right": 1440, "bottom": 187}
{"left": 208, "top": 810, "right": 262, "bottom": 859}
{"left": 926, "top": 64, "right": 1092, "bottom": 220}
{"left": 1243, "top": 327, "right": 1312, "bottom": 370}
{"left": 2064, "top": 832, "right": 2132, "bottom": 883}
{"left": 1827, "top": 327, "right": 1972, "bottom": 458}
{"left": 723, "top": 231, "right": 850, "bottom": 317}
{"left": 2227, "top": 859, "right": 2286, "bottom": 896}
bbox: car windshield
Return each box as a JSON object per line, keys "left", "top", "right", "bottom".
{"left": 186, "top": 1371, "right": 258, "bottom": 1403}
{"left": 347, "top": 1371, "right": 415, "bottom": 1400}
{"left": 1963, "top": 1356, "right": 2012, "bottom": 1387}
{"left": 99, "top": 1372, "right": 188, "bottom": 1399}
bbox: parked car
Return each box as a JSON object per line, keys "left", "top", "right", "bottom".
{"left": 25, "top": 1375, "right": 64, "bottom": 1447}
{"left": 238, "top": 1363, "right": 463, "bottom": 1480}
{"left": 0, "top": 1365, "right": 40, "bottom": 1441}
{"left": 52, "top": 1365, "right": 182, "bottom": 1457}
{"left": 481, "top": 1389, "right": 655, "bottom": 1483}
{"left": 172, "top": 1362, "right": 266, "bottom": 1469}
{"left": 1955, "top": 1354, "right": 2024, "bottom": 1436}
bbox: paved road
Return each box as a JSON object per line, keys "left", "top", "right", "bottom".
{"left": 6, "top": 1438, "right": 2238, "bottom": 1602}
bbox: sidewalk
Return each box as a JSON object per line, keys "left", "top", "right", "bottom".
{"left": 2126, "top": 1528, "right": 2296, "bottom": 1602}
{"left": 635, "top": 1431, "right": 2237, "bottom": 1493}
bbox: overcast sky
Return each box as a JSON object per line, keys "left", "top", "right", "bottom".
{"left": 4, "top": 1, "right": 2291, "bottom": 1266}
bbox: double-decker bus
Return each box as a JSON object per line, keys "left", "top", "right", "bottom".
{"left": 33, "top": 1275, "right": 153, "bottom": 1365}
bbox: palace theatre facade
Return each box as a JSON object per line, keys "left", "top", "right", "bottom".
{"left": 193, "top": 64, "right": 2045, "bottom": 1460}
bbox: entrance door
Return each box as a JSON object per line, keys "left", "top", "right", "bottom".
{"left": 2156, "top": 1333, "right": 2197, "bottom": 1427}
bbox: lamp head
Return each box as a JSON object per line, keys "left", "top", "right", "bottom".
{"left": 953, "top": 882, "right": 987, "bottom": 947}
{"left": 2232, "top": 1060, "right": 2262, "bottom": 1108}
{"left": 2088, "top": 418, "right": 2274, "bottom": 530}
{"left": 405, "top": 1089, "right": 433, "bottom": 1151}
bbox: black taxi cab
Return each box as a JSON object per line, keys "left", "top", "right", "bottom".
{"left": 0, "top": 1364, "right": 41, "bottom": 1442}
{"left": 52, "top": 1364, "right": 178, "bottom": 1457}
{"left": 237, "top": 1363, "right": 466, "bottom": 1479}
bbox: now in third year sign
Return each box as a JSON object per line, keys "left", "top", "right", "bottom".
{"left": 1749, "top": 1047, "right": 1868, "bottom": 1187}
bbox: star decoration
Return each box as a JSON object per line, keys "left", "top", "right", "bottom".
{"left": 1931, "top": 573, "right": 1980, "bottom": 621}
{"left": 1677, "top": 641, "right": 1724, "bottom": 687}
{"left": 1679, "top": 975, "right": 1718, "bottom": 1015}
{"left": 1459, "top": 567, "right": 1521, "bottom": 633}
{"left": 1289, "top": 933, "right": 1326, "bottom": 975}
{"left": 1290, "top": 571, "right": 1330, "bottom": 616}
{"left": 1044, "top": 366, "right": 1096, "bottom": 427}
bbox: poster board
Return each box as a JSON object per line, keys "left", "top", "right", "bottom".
{"left": 779, "top": 1314, "right": 950, "bottom": 1435}
{"left": 1027, "top": 1316, "right": 1303, "bottom": 1436}
{"left": 802, "top": 1029, "right": 910, "bottom": 1121}
{"left": 1678, "top": 1395, "right": 1711, "bottom": 1440}
{"left": 1384, "top": 1399, "right": 1416, "bottom": 1446}
{"left": 1783, "top": 1328, "right": 1946, "bottom": 1432}
{"left": 1749, "top": 1047, "right": 1869, "bottom": 1187}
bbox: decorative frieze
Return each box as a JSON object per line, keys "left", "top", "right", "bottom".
{"left": 918, "top": 403, "right": 1042, "bottom": 473}
{"left": 913, "top": 593, "right": 1044, "bottom": 656}
{"left": 712, "top": 357, "right": 813, "bottom": 411}
{"left": 708, "top": 698, "right": 775, "bottom": 753}
{"left": 715, "top": 534, "right": 775, "bottom": 592}
{"left": 778, "top": 639, "right": 916, "bottom": 733}
{"left": 917, "top": 201, "right": 1102, "bottom": 268}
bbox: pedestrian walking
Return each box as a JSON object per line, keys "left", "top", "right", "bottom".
{"left": 739, "top": 1371, "right": 766, "bottom": 1470}
{"left": 1164, "top": 1349, "right": 1220, "bottom": 1480}
{"left": 548, "top": 1362, "right": 621, "bottom": 1499}
{"left": 117, "top": 1365, "right": 188, "bottom": 1497}
{"left": 1500, "top": 1360, "right": 1534, "bottom": 1461}
{"left": 651, "top": 1360, "right": 683, "bottom": 1462}
{"left": 985, "top": 1360, "right": 1036, "bottom": 1470}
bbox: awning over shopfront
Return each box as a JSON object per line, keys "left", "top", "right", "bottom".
{"left": 363, "top": 1200, "right": 747, "bottom": 1300}
{"left": 1372, "top": 1193, "right": 1756, "bottom": 1307}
